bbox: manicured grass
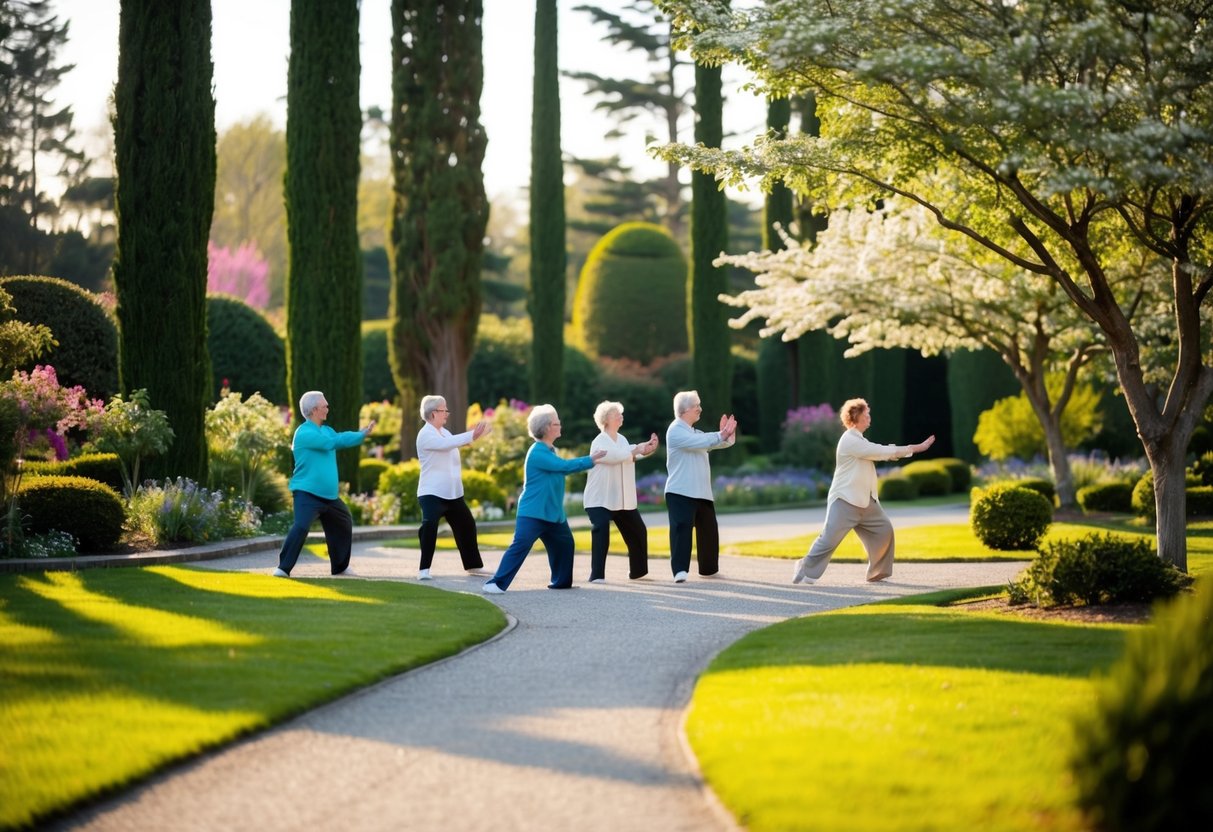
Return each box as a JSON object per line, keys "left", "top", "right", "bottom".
{"left": 0, "top": 565, "right": 506, "bottom": 829}
{"left": 686, "top": 588, "right": 1136, "bottom": 832}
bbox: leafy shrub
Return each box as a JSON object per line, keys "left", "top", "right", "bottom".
{"left": 16, "top": 475, "right": 125, "bottom": 551}
{"left": 1, "top": 275, "right": 119, "bottom": 400}
{"left": 931, "top": 457, "right": 972, "bottom": 491}
{"left": 360, "top": 319, "right": 395, "bottom": 403}
{"left": 1076, "top": 482, "right": 1134, "bottom": 514}
{"left": 973, "top": 379, "right": 1103, "bottom": 461}
{"left": 970, "top": 484, "right": 1052, "bottom": 551}
{"left": 1008, "top": 533, "right": 1189, "bottom": 608}
{"left": 85, "top": 389, "right": 174, "bottom": 498}
{"left": 377, "top": 460, "right": 422, "bottom": 521}
{"left": 1188, "top": 450, "right": 1213, "bottom": 486}
{"left": 1070, "top": 580, "right": 1212, "bottom": 831}
{"left": 127, "top": 477, "right": 261, "bottom": 544}
{"left": 22, "top": 452, "right": 124, "bottom": 491}
{"left": 464, "top": 400, "right": 533, "bottom": 497}
{"left": 777, "top": 403, "right": 841, "bottom": 471}
{"left": 358, "top": 458, "right": 391, "bottom": 494}
{"left": 462, "top": 469, "right": 507, "bottom": 510}
{"left": 207, "top": 456, "right": 290, "bottom": 514}
{"left": 878, "top": 475, "right": 919, "bottom": 501}
{"left": 1189, "top": 486, "right": 1213, "bottom": 516}
{"left": 206, "top": 294, "right": 287, "bottom": 404}
{"left": 205, "top": 390, "right": 290, "bottom": 504}
{"left": 571, "top": 222, "right": 688, "bottom": 363}
{"left": 989, "top": 476, "right": 1056, "bottom": 505}
{"left": 900, "top": 460, "right": 952, "bottom": 496}
{"left": 1132, "top": 470, "right": 1210, "bottom": 519}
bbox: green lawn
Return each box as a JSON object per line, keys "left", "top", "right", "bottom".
{"left": 0, "top": 563, "right": 506, "bottom": 829}
{"left": 687, "top": 588, "right": 1136, "bottom": 832}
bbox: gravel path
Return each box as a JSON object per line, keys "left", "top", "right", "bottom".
{"left": 55, "top": 507, "right": 1023, "bottom": 832}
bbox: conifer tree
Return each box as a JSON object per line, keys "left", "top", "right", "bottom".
{"left": 529, "top": 0, "right": 565, "bottom": 406}
{"left": 285, "top": 0, "right": 362, "bottom": 483}
{"left": 111, "top": 0, "right": 214, "bottom": 480}
{"left": 389, "top": 0, "right": 487, "bottom": 454}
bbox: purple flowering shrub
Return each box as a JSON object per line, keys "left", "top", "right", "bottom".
{"left": 777, "top": 404, "right": 842, "bottom": 472}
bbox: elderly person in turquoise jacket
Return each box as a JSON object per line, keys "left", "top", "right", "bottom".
{"left": 274, "top": 390, "right": 376, "bottom": 578}
{"left": 483, "top": 404, "right": 607, "bottom": 593}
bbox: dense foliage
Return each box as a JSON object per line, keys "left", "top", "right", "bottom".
{"left": 970, "top": 484, "right": 1052, "bottom": 551}
{"left": 1009, "top": 533, "right": 1189, "bottom": 608}
{"left": 16, "top": 474, "right": 125, "bottom": 551}
{"left": 206, "top": 294, "right": 287, "bottom": 405}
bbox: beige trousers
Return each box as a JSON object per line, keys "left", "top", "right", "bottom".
{"left": 802, "top": 498, "right": 895, "bottom": 581}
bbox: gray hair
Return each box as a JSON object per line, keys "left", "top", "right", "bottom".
{"left": 299, "top": 390, "right": 326, "bottom": 418}
{"left": 420, "top": 395, "right": 446, "bottom": 421}
{"left": 673, "top": 390, "right": 700, "bottom": 418}
{"left": 593, "top": 400, "right": 623, "bottom": 432}
{"left": 527, "top": 404, "right": 559, "bottom": 440}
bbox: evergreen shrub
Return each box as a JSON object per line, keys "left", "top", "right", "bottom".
{"left": 361, "top": 320, "right": 395, "bottom": 403}
{"left": 207, "top": 458, "right": 290, "bottom": 514}
{"left": 16, "top": 475, "right": 125, "bottom": 551}
{"left": 462, "top": 469, "right": 506, "bottom": 510}
{"left": 1070, "top": 580, "right": 1212, "bottom": 832}
{"left": 571, "top": 222, "right": 688, "bottom": 363}
{"left": 1012, "top": 476, "right": 1056, "bottom": 505}
{"left": 878, "top": 475, "right": 918, "bottom": 501}
{"left": 970, "top": 484, "right": 1052, "bottom": 550}
{"left": 1132, "top": 470, "right": 1209, "bottom": 519}
{"left": 22, "top": 452, "right": 124, "bottom": 491}
{"left": 1, "top": 275, "right": 119, "bottom": 399}
{"left": 1076, "top": 482, "right": 1134, "bottom": 514}
{"left": 358, "top": 458, "right": 391, "bottom": 494}
{"left": 900, "top": 461, "right": 952, "bottom": 496}
{"left": 932, "top": 457, "right": 972, "bottom": 491}
{"left": 378, "top": 460, "right": 422, "bottom": 521}
{"left": 207, "top": 294, "right": 287, "bottom": 404}
{"left": 1008, "top": 533, "right": 1189, "bottom": 607}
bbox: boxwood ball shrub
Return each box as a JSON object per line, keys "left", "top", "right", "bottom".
{"left": 22, "top": 452, "right": 124, "bottom": 492}
{"left": 206, "top": 294, "right": 287, "bottom": 404}
{"left": 970, "top": 484, "right": 1053, "bottom": 551}
{"left": 878, "top": 474, "right": 918, "bottom": 501}
{"left": 1, "top": 275, "right": 119, "bottom": 400}
{"left": 900, "top": 460, "right": 952, "bottom": 496}
{"left": 1076, "top": 482, "right": 1134, "bottom": 514}
{"left": 932, "top": 457, "right": 972, "bottom": 492}
{"left": 16, "top": 475, "right": 126, "bottom": 551}
{"left": 1070, "top": 580, "right": 1213, "bottom": 832}
{"left": 571, "top": 222, "right": 688, "bottom": 363}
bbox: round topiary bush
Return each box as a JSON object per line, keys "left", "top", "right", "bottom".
{"left": 900, "top": 461, "right": 952, "bottom": 496}
{"left": 358, "top": 458, "right": 391, "bottom": 494}
{"left": 1, "top": 275, "right": 119, "bottom": 400}
{"left": 1076, "top": 482, "right": 1134, "bottom": 514}
{"left": 378, "top": 459, "right": 422, "bottom": 521}
{"left": 932, "top": 457, "right": 972, "bottom": 492}
{"left": 571, "top": 222, "right": 688, "bottom": 363}
{"left": 16, "top": 474, "right": 125, "bottom": 551}
{"left": 22, "top": 452, "right": 124, "bottom": 492}
{"left": 970, "top": 484, "right": 1053, "bottom": 551}
{"left": 878, "top": 475, "right": 919, "bottom": 501}
{"left": 207, "top": 294, "right": 287, "bottom": 404}
{"left": 1070, "top": 579, "right": 1212, "bottom": 831}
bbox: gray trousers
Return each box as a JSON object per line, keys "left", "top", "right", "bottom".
{"left": 802, "top": 498, "right": 895, "bottom": 582}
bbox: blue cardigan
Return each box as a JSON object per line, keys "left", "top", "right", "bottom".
{"left": 516, "top": 441, "right": 595, "bottom": 523}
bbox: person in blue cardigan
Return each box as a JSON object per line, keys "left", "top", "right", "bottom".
{"left": 273, "top": 390, "right": 376, "bottom": 577}
{"left": 483, "top": 404, "right": 606, "bottom": 593}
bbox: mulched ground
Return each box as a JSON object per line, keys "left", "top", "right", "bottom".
{"left": 955, "top": 596, "right": 1152, "bottom": 625}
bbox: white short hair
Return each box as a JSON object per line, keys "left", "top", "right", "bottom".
{"left": 299, "top": 390, "right": 326, "bottom": 418}
{"left": 673, "top": 390, "right": 700, "bottom": 418}
{"left": 527, "top": 404, "right": 559, "bottom": 440}
{"left": 593, "top": 400, "right": 623, "bottom": 432}
{"left": 420, "top": 395, "right": 446, "bottom": 421}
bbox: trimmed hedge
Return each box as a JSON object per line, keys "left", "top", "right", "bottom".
{"left": 361, "top": 319, "right": 396, "bottom": 403}
{"left": 358, "top": 458, "right": 391, "bottom": 494}
{"left": 970, "top": 484, "right": 1052, "bottom": 551}
{"left": 932, "top": 457, "right": 972, "bottom": 492}
{"left": 1132, "top": 470, "right": 1211, "bottom": 518}
{"left": 899, "top": 461, "right": 952, "bottom": 496}
{"left": 207, "top": 294, "right": 287, "bottom": 404}
{"left": 878, "top": 475, "right": 918, "bottom": 501}
{"left": 22, "top": 452, "right": 124, "bottom": 492}
{"left": 16, "top": 474, "right": 125, "bottom": 551}
{"left": 1076, "top": 482, "right": 1134, "bottom": 514}
{"left": 1, "top": 275, "right": 119, "bottom": 399}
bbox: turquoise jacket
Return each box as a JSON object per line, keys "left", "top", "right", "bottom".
{"left": 516, "top": 441, "right": 595, "bottom": 523}
{"left": 288, "top": 421, "right": 366, "bottom": 500}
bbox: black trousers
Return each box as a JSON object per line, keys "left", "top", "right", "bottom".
{"left": 277, "top": 491, "right": 353, "bottom": 575}
{"left": 665, "top": 492, "right": 719, "bottom": 576}
{"left": 585, "top": 506, "right": 649, "bottom": 580}
{"left": 418, "top": 495, "right": 483, "bottom": 570}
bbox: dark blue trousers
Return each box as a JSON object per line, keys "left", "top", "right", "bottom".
{"left": 486, "top": 516, "right": 575, "bottom": 591}
{"left": 665, "top": 492, "right": 719, "bottom": 576}
{"left": 277, "top": 490, "right": 353, "bottom": 575}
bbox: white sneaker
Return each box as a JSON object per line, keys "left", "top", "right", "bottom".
{"left": 792, "top": 558, "right": 816, "bottom": 585}
{"left": 673, "top": 571, "right": 688, "bottom": 583}
{"left": 588, "top": 577, "right": 604, "bottom": 583}
{"left": 418, "top": 569, "right": 431, "bottom": 581}
{"left": 272, "top": 568, "right": 289, "bottom": 578}
{"left": 482, "top": 582, "right": 505, "bottom": 594}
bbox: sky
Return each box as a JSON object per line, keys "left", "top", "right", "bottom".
{"left": 52, "top": 0, "right": 767, "bottom": 204}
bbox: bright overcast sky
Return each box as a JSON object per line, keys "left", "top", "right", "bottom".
{"left": 52, "top": 0, "right": 766, "bottom": 203}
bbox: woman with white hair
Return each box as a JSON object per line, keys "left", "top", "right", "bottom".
{"left": 664, "top": 390, "right": 737, "bottom": 583}
{"left": 582, "top": 400, "right": 658, "bottom": 582}
{"left": 415, "top": 394, "right": 492, "bottom": 580}
{"left": 483, "top": 404, "right": 607, "bottom": 593}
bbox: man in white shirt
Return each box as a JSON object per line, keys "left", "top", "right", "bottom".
{"left": 664, "top": 390, "right": 737, "bottom": 583}
{"left": 793, "top": 398, "right": 935, "bottom": 585}
{"left": 415, "top": 395, "right": 491, "bottom": 580}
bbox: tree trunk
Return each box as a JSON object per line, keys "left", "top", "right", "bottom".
{"left": 1146, "top": 436, "right": 1189, "bottom": 573}
{"left": 1041, "top": 415, "right": 1075, "bottom": 509}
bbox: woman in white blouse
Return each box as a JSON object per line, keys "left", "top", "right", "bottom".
{"left": 415, "top": 394, "right": 491, "bottom": 580}
{"left": 582, "top": 401, "right": 659, "bottom": 582}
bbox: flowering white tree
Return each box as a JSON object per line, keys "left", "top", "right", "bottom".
{"left": 717, "top": 202, "right": 1161, "bottom": 507}
{"left": 655, "top": 0, "right": 1213, "bottom": 570}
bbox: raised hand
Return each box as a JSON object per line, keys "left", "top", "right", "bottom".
{"left": 361, "top": 419, "right": 377, "bottom": 436}
{"left": 914, "top": 434, "right": 936, "bottom": 454}
{"left": 591, "top": 449, "right": 609, "bottom": 463}
{"left": 472, "top": 419, "right": 492, "bottom": 440}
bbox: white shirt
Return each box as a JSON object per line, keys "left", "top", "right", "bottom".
{"left": 583, "top": 432, "right": 645, "bottom": 511}
{"left": 664, "top": 419, "right": 733, "bottom": 501}
{"left": 827, "top": 428, "right": 914, "bottom": 509}
{"left": 416, "top": 422, "right": 475, "bottom": 499}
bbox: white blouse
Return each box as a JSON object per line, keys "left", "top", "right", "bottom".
{"left": 416, "top": 422, "right": 475, "bottom": 499}
{"left": 583, "top": 431, "right": 644, "bottom": 511}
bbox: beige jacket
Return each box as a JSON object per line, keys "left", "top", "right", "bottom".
{"left": 826, "top": 428, "right": 915, "bottom": 509}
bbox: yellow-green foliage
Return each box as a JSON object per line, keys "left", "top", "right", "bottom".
{"left": 571, "top": 222, "right": 687, "bottom": 362}
{"left": 378, "top": 460, "right": 422, "bottom": 521}
{"left": 974, "top": 379, "right": 1103, "bottom": 461}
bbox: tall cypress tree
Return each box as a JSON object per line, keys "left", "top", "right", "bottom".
{"left": 529, "top": 0, "right": 565, "bottom": 407}
{"left": 688, "top": 59, "right": 730, "bottom": 424}
{"left": 756, "top": 96, "right": 794, "bottom": 451}
{"left": 792, "top": 94, "right": 835, "bottom": 408}
{"left": 285, "top": 0, "right": 362, "bottom": 484}
{"left": 112, "top": 0, "right": 214, "bottom": 480}
{"left": 389, "top": 0, "right": 487, "bottom": 455}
